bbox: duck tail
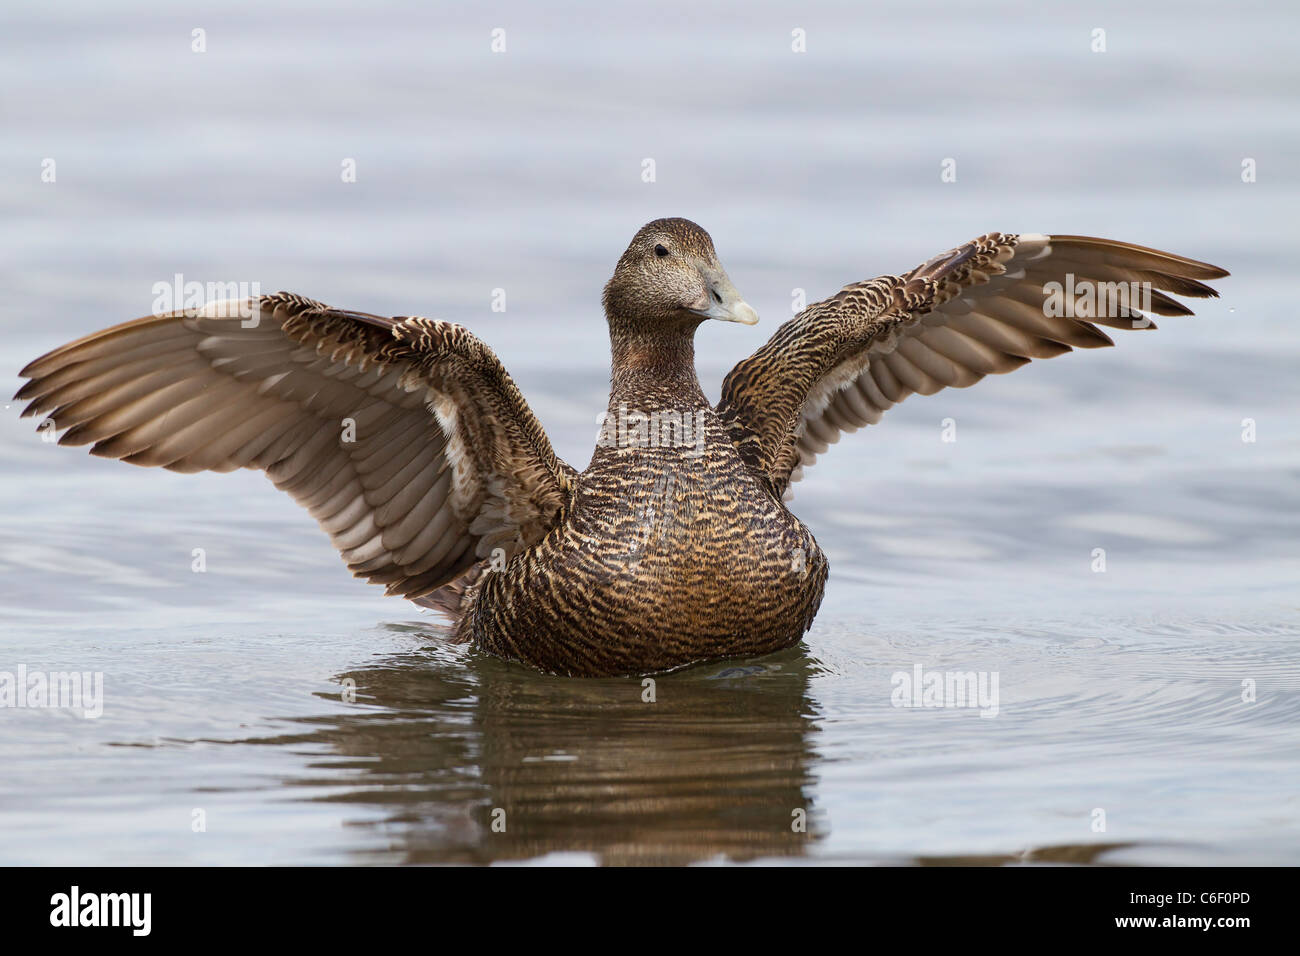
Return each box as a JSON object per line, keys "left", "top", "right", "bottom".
{"left": 412, "top": 563, "right": 486, "bottom": 640}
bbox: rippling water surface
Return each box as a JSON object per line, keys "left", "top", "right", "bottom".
{"left": 1, "top": 0, "right": 1297, "bottom": 864}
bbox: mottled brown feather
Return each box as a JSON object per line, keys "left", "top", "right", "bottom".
{"left": 719, "top": 233, "right": 1228, "bottom": 496}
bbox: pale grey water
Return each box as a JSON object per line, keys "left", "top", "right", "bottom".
{"left": 1, "top": 0, "right": 1298, "bottom": 864}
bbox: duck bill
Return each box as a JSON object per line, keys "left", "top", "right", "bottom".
{"left": 691, "top": 267, "right": 759, "bottom": 325}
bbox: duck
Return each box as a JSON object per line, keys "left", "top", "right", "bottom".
{"left": 15, "top": 218, "right": 1228, "bottom": 676}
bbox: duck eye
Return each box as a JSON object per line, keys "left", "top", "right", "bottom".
{"left": 654, "top": 244, "right": 669, "bottom": 258}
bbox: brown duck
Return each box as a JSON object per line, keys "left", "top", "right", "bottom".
{"left": 16, "top": 219, "right": 1228, "bottom": 676}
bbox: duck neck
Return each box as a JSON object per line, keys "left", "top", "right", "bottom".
{"left": 607, "top": 321, "right": 706, "bottom": 409}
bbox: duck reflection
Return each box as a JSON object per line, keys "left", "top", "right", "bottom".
{"left": 261, "top": 623, "right": 826, "bottom": 865}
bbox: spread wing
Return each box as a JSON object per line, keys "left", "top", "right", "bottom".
{"left": 718, "top": 233, "right": 1228, "bottom": 497}
{"left": 16, "top": 291, "right": 576, "bottom": 602}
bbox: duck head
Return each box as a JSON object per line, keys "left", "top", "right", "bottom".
{"left": 602, "top": 218, "right": 758, "bottom": 329}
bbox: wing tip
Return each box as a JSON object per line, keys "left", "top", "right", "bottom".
{"left": 1047, "top": 234, "right": 1230, "bottom": 281}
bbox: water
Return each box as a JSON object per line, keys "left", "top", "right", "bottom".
{"left": 1, "top": 0, "right": 1297, "bottom": 864}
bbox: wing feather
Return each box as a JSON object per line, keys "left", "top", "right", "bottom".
{"left": 719, "top": 233, "right": 1227, "bottom": 496}
{"left": 16, "top": 291, "right": 576, "bottom": 603}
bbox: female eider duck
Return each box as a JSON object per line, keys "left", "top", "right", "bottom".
{"left": 16, "top": 220, "right": 1227, "bottom": 676}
